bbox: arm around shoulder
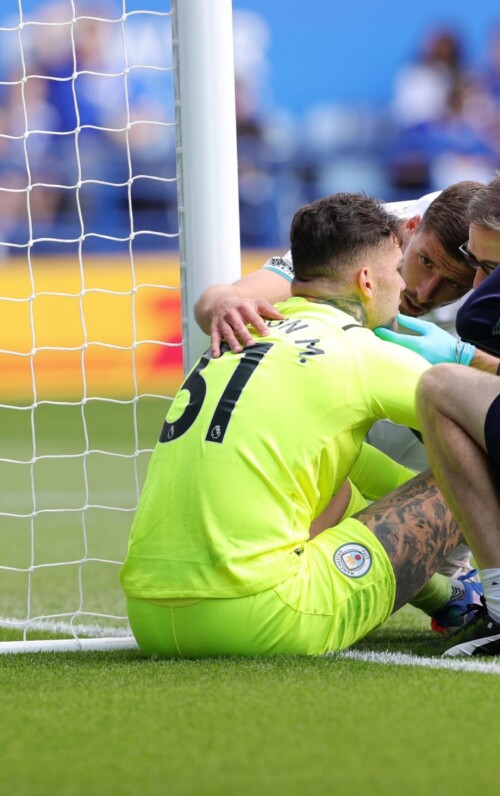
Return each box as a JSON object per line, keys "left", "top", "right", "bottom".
{"left": 194, "top": 283, "right": 241, "bottom": 335}
{"left": 194, "top": 268, "right": 291, "bottom": 356}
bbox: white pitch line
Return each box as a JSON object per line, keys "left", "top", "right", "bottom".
{"left": 337, "top": 648, "right": 500, "bottom": 675}
{"left": 0, "top": 616, "right": 133, "bottom": 639}
{"left": 1, "top": 622, "right": 498, "bottom": 669}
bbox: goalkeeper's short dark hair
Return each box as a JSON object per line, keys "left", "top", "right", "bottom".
{"left": 290, "top": 192, "right": 400, "bottom": 282}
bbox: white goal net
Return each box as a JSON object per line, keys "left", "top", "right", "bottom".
{"left": 0, "top": 0, "right": 240, "bottom": 652}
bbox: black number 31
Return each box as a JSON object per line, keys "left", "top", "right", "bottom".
{"left": 159, "top": 342, "right": 273, "bottom": 445}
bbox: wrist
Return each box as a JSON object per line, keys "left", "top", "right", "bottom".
{"left": 455, "top": 340, "right": 476, "bottom": 366}
{"left": 469, "top": 348, "right": 500, "bottom": 374}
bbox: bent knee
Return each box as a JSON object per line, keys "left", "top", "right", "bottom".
{"left": 416, "top": 364, "right": 454, "bottom": 413}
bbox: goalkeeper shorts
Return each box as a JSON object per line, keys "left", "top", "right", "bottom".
{"left": 126, "top": 516, "right": 396, "bottom": 658}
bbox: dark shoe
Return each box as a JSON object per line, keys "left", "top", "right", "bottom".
{"left": 421, "top": 598, "right": 500, "bottom": 657}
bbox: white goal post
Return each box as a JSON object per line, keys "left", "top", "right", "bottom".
{"left": 0, "top": 0, "right": 241, "bottom": 653}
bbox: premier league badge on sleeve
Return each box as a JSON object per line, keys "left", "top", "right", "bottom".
{"left": 333, "top": 543, "right": 372, "bottom": 578}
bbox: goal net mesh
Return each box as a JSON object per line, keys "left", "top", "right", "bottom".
{"left": 0, "top": 0, "right": 182, "bottom": 645}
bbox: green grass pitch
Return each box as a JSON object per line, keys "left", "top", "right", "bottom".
{"left": 1, "top": 400, "right": 499, "bottom": 795}
{"left": 0, "top": 396, "right": 170, "bottom": 638}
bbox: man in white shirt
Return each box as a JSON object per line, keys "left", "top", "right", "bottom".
{"left": 195, "top": 182, "right": 482, "bottom": 357}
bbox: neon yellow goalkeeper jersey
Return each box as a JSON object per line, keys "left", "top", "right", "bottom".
{"left": 120, "top": 298, "right": 429, "bottom": 600}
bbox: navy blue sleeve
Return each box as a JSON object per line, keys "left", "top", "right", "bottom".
{"left": 455, "top": 268, "right": 500, "bottom": 356}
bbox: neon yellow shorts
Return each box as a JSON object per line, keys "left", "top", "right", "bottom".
{"left": 126, "top": 517, "right": 396, "bottom": 658}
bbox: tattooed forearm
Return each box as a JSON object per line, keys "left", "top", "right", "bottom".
{"left": 355, "top": 469, "right": 462, "bottom": 610}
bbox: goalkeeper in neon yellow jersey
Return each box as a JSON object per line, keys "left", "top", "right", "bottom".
{"left": 120, "top": 192, "right": 463, "bottom": 658}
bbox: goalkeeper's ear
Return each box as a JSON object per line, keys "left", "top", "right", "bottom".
{"left": 357, "top": 265, "right": 374, "bottom": 300}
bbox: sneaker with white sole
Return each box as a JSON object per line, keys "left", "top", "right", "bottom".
{"left": 420, "top": 598, "right": 500, "bottom": 657}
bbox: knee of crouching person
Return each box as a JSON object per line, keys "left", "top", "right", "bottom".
{"left": 416, "top": 365, "right": 448, "bottom": 419}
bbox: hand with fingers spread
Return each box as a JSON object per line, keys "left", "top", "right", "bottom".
{"left": 210, "top": 296, "right": 285, "bottom": 358}
{"left": 374, "top": 314, "right": 476, "bottom": 365}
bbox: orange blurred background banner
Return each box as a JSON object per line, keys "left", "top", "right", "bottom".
{"left": 0, "top": 251, "right": 269, "bottom": 402}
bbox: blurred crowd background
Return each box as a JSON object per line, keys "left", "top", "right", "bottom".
{"left": 1, "top": 0, "right": 500, "bottom": 254}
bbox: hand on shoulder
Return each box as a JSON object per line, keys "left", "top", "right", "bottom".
{"left": 210, "top": 295, "right": 284, "bottom": 357}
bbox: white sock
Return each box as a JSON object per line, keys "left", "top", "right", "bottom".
{"left": 478, "top": 568, "right": 500, "bottom": 624}
{"left": 438, "top": 543, "right": 472, "bottom": 579}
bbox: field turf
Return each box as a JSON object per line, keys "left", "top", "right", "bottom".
{"left": 1, "top": 399, "right": 499, "bottom": 795}
{"left": 0, "top": 396, "right": 171, "bottom": 638}
{"left": 1, "top": 622, "right": 500, "bottom": 796}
